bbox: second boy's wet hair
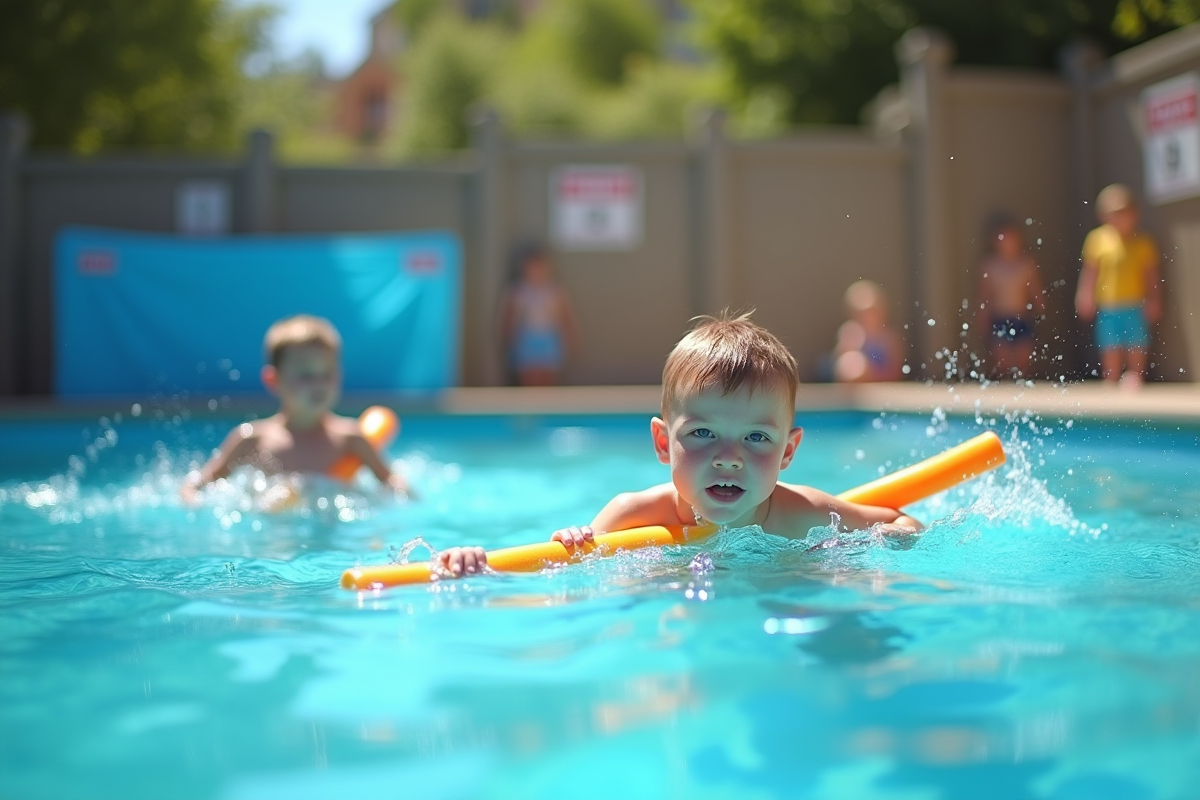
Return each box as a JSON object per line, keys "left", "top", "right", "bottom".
{"left": 661, "top": 311, "right": 799, "bottom": 417}
{"left": 263, "top": 315, "right": 342, "bottom": 368}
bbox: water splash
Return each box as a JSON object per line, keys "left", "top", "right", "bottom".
{"left": 389, "top": 536, "right": 439, "bottom": 565}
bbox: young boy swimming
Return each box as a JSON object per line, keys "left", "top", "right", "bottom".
{"left": 182, "top": 315, "right": 410, "bottom": 503}
{"left": 445, "top": 312, "right": 921, "bottom": 576}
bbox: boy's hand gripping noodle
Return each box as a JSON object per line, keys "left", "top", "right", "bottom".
{"left": 341, "top": 430, "right": 1006, "bottom": 591}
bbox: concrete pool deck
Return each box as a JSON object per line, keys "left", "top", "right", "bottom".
{"left": 3, "top": 381, "right": 1196, "bottom": 424}
{"left": 432, "top": 381, "right": 1200, "bottom": 423}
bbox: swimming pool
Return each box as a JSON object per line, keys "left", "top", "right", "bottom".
{"left": 1, "top": 406, "right": 1198, "bottom": 799}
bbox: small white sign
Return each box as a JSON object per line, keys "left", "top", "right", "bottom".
{"left": 176, "top": 181, "right": 231, "bottom": 235}
{"left": 551, "top": 165, "right": 642, "bottom": 250}
{"left": 1143, "top": 73, "right": 1200, "bottom": 204}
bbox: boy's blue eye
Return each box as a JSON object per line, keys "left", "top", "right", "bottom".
{"left": 746, "top": 432, "right": 768, "bottom": 443}
{"left": 692, "top": 428, "right": 714, "bottom": 439}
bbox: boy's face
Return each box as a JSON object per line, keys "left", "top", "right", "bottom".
{"left": 265, "top": 343, "right": 340, "bottom": 421}
{"left": 652, "top": 383, "right": 802, "bottom": 527}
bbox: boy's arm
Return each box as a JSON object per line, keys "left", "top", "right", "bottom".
{"left": 777, "top": 485, "right": 921, "bottom": 536}
{"left": 1075, "top": 260, "right": 1098, "bottom": 320}
{"left": 182, "top": 425, "right": 255, "bottom": 502}
{"left": 345, "top": 433, "right": 412, "bottom": 498}
{"left": 552, "top": 485, "right": 677, "bottom": 546}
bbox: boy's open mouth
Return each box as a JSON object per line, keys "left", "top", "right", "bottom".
{"left": 705, "top": 482, "right": 745, "bottom": 503}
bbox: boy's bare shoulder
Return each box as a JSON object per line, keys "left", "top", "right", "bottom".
{"left": 768, "top": 482, "right": 841, "bottom": 530}
{"left": 325, "top": 414, "right": 365, "bottom": 439}
{"left": 594, "top": 483, "right": 682, "bottom": 531}
{"left": 327, "top": 413, "right": 362, "bottom": 430}
{"left": 226, "top": 418, "right": 271, "bottom": 443}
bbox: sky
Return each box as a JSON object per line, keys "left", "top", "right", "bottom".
{"left": 244, "top": 0, "right": 394, "bottom": 78}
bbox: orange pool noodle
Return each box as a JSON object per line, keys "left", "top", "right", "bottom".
{"left": 340, "top": 430, "right": 1005, "bottom": 591}
{"left": 327, "top": 406, "right": 399, "bottom": 482}
{"left": 835, "top": 430, "right": 1005, "bottom": 509}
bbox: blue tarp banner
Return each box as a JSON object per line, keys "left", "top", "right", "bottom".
{"left": 54, "top": 227, "right": 460, "bottom": 397}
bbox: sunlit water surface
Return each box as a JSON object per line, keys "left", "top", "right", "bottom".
{"left": 1, "top": 407, "right": 1198, "bottom": 800}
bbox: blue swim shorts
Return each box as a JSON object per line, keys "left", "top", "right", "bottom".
{"left": 991, "top": 317, "right": 1032, "bottom": 343}
{"left": 1095, "top": 305, "right": 1149, "bottom": 351}
{"left": 513, "top": 328, "right": 564, "bottom": 370}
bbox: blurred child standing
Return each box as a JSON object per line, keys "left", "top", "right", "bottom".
{"left": 833, "top": 280, "right": 903, "bottom": 383}
{"left": 500, "top": 242, "right": 580, "bottom": 386}
{"left": 976, "top": 218, "right": 1045, "bottom": 379}
{"left": 1075, "top": 184, "right": 1163, "bottom": 388}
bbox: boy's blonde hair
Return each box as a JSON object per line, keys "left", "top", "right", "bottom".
{"left": 661, "top": 311, "right": 798, "bottom": 418}
{"left": 263, "top": 315, "right": 342, "bottom": 367}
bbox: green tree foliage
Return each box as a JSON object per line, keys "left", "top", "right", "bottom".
{"left": 0, "top": 0, "right": 270, "bottom": 153}
{"left": 392, "top": 13, "right": 508, "bottom": 157}
{"left": 395, "top": 0, "right": 445, "bottom": 39}
{"left": 1114, "top": 0, "right": 1200, "bottom": 36}
{"left": 528, "top": 0, "right": 661, "bottom": 86}
{"left": 691, "top": 0, "right": 1188, "bottom": 128}
{"left": 588, "top": 61, "right": 709, "bottom": 140}
{"left": 236, "top": 48, "right": 352, "bottom": 163}
{"left": 392, "top": 0, "right": 705, "bottom": 156}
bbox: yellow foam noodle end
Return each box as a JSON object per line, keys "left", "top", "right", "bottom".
{"left": 836, "top": 431, "right": 1005, "bottom": 509}
{"left": 341, "top": 431, "right": 1006, "bottom": 591}
{"left": 327, "top": 406, "right": 400, "bottom": 482}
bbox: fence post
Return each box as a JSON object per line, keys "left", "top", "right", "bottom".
{"left": 1060, "top": 41, "right": 1104, "bottom": 234}
{"left": 469, "top": 107, "right": 505, "bottom": 386}
{"left": 241, "top": 129, "right": 276, "bottom": 232}
{"left": 0, "top": 113, "right": 29, "bottom": 397}
{"left": 1059, "top": 41, "right": 1106, "bottom": 379}
{"left": 897, "top": 27, "right": 955, "bottom": 378}
{"left": 697, "top": 109, "right": 732, "bottom": 315}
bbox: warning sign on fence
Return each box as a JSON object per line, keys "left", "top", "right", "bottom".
{"left": 1143, "top": 72, "right": 1200, "bottom": 204}
{"left": 551, "top": 165, "right": 643, "bottom": 250}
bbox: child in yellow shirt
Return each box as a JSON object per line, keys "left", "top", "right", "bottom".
{"left": 1074, "top": 184, "right": 1162, "bottom": 388}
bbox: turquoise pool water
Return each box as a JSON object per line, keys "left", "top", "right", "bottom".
{"left": 1, "top": 407, "right": 1198, "bottom": 800}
